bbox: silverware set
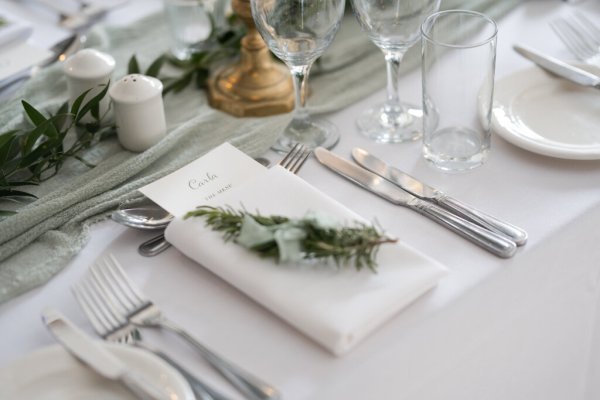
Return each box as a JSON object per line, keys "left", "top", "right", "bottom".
{"left": 315, "top": 147, "right": 527, "bottom": 258}
{"left": 72, "top": 254, "right": 276, "bottom": 400}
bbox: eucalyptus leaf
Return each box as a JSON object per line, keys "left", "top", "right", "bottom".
{"left": 128, "top": 55, "right": 141, "bottom": 74}
{"left": 70, "top": 88, "right": 93, "bottom": 115}
{"left": 145, "top": 55, "right": 166, "bottom": 77}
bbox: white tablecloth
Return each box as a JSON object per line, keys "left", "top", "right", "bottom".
{"left": 1, "top": 1, "right": 600, "bottom": 399}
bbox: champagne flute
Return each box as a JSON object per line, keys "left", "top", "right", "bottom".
{"left": 251, "top": 0, "right": 346, "bottom": 152}
{"left": 351, "top": 0, "right": 440, "bottom": 143}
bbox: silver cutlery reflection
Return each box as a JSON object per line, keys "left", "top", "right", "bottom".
{"left": 551, "top": 12, "right": 600, "bottom": 66}
{"left": 42, "top": 308, "right": 170, "bottom": 400}
{"left": 315, "top": 147, "right": 517, "bottom": 258}
{"left": 72, "top": 273, "right": 231, "bottom": 400}
{"left": 514, "top": 45, "right": 600, "bottom": 89}
{"left": 79, "top": 254, "right": 281, "bottom": 400}
{"left": 352, "top": 147, "right": 527, "bottom": 246}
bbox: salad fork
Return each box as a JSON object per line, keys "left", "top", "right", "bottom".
{"left": 72, "top": 273, "right": 231, "bottom": 400}
{"left": 77, "top": 254, "right": 281, "bottom": 400}
{"left": 551, "top": 12, "right": 600, "bottom": 66}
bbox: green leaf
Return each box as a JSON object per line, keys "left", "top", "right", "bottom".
{"left": 0, "top": 188, "right": 37, "bottom": 199}
{"left": 145, "top": 55, "right": 166, "bottom": 78}
{"left": 75, "top": 82, "right": 110, "bottom": 123}
{"left": 70, "top": 88, "right": 93, "bottom": 115}
{"left": 128, "top": 55, "right": 141, "bottom": 74}
{"left": 0, "top": 210, "right": 17, "bottom": 217}
{"left": 52, "top": 102, "right": 70, "bottom": 132}
{"left": 195, "top": 68, "right": 209, "bottom": 89}
{"left": 21, "top": 101, "right": 47, "bottom": 127}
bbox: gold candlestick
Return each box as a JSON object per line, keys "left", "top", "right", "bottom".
{"left": 207, "top": 0, "right": 294, "bottom": 117}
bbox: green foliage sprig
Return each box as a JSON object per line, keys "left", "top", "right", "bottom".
{"left": 185, "top": 205, "right": 397, "bottom": 272}
{"left": 128, "top": 16, "right": 246, "bottom": 95}
{"left": 0, "top": 84, "right": 115, "bottom": 215}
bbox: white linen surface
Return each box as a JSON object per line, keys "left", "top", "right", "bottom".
{"left": 0, "top": 12, "right": 32, "bottom": 48}
{"left": 165, "top": 166, "right": 447, "bottom": 355}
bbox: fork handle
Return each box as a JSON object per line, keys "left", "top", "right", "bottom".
{"left": 157, "top": 318, "right": 281, "bottom": 400}
{"left": 153, "top": 350, "right": 232, "bottom": 400}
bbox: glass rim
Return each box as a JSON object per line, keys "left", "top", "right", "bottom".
{"left": 421, "top": 9, "right": 498, "bottom": 49}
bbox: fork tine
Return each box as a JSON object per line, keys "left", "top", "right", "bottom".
{"left": 278, "top": 143, "right": 311, "bottom": 174}
{"left": 551, "top": 14, "right": 600, "bottom": 62}
{"left": 99, "top": 254, "right": 150, "bottom": 316}
{"left": 72, "top": 283, "right": 110, "bottom": 336}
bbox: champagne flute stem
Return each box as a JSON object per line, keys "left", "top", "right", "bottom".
{"left": 384, "top": 51, "right": 405, "bottom": 112}
{"left": 290, "top": 64, "right": 311, "bottom": 122}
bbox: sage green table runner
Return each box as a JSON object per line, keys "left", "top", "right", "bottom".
{"left": 0, "top": 0, "right": 519, "bottom": 304}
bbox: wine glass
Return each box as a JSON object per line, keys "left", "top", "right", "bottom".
{"left": 251, "top": 0, "right": 346, "bottom": 152}
{"left": 351, "top": 0, "right": 440, "bottom": 143}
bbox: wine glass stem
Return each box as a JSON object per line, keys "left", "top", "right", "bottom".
{"left": 290, "top": 64, "right": 311, "bottom": 123}
{"left": 384, "top": 51, "right": 405, "bottom": 112}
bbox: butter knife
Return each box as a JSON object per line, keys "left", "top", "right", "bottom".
{"left": 352, "top": 147, "right": 527, "bottom": 246}
{"left": 42, "top": 308, "right": 170, "bottom": 400}
{"left": 513, "top": 45, "right": 600, "bottom": 89}
{"left": 315, "top": 148, "right": 516, "bottom": 258}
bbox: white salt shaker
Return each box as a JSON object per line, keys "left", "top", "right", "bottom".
{"left": 109, "top": 74, "right": 167, "bottom": 152}
{"left": 63, "top": 49, "right": 115, "bottom": 123}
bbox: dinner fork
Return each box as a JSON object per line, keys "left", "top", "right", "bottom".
{"left": 79, "top": 254, "right": 281, "bottom": 400}
{"left": 72, "top": 272, "right": 231, "bottom": 400}
{"left": 551, "top": 12, "right": 600, "bottom": 66}
{"left": 278, "top": 143, "right": 311, "bottom": 173}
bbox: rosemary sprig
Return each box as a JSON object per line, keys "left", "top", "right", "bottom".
{"left": 185, "top": 205, "right": 397, "bottom": 272}
{"left": 0, "top": 84, "right": 115, "bottom": 215}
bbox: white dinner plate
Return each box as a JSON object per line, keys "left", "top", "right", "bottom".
{"left": 491, "top": 65, "right": 600, "bottom": 160}
{"left": 0, "top": 343, "right": 195, "bottom": 399}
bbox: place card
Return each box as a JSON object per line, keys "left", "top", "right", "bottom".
{"left": 139, "top": 142, "right": 267, "bottom": 217}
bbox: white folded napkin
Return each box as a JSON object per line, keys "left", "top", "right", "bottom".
{"left": 0, "top": 13, "right": 33, "bottom": 49}
{"left": 165, "top": 166, "right": 447, "bottom": 356}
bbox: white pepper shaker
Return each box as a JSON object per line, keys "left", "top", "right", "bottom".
{"left": 109, "top": 74, "right": 167, "bottom": 152}
{"left": 63, "top": 49, "right": 115, "bottom": 123}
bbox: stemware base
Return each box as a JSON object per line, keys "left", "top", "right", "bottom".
{"left": 357, "top": 102, "right": 423, "bottom": 143}
{"left": 272, "top": 118, "right": 340, "bottom": 153}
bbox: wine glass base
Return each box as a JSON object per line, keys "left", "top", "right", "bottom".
{"left": 356, "top": 103, "right": 423, "bottom": 143}
{"left": 272, "top": 118, "right": 340, "bottom": 153}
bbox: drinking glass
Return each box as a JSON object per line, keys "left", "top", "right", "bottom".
{"left": 350, "top": 0, "right": 440, "bottom": 143}
{"left": 164, "top": 0, "right": 227, "bottom": 60}
{"left": 251, "top": 0, "right": 346, "bottom": 152}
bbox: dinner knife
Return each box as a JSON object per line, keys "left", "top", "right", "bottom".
{"left": 314, "top": 148, "right": 517, "bottom": 258}
{"left": 42, "top": 308, "right": 169, "bottom": 400}
{"left": 513, "top": 45, "right": 600, "bottom": 89}
{"left": 352, "top": 147, "right": 528, "bottom": 246}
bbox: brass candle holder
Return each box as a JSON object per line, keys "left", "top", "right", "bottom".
{"left": 207, "top": 0, "right": 294, "bottom": 117}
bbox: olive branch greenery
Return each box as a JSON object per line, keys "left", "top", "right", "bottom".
{"left": 0, "top": 84, "right": 115, "bottom": 216}
{"left": 185, "top": 206, "right": 398, "bottom": 272}
{"left": 127, "top": 15, "right": 246, "bottom": 94}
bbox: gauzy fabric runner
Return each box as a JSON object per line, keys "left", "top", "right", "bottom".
{"left": 0, "top": 0, "right": 519, "bottom": 303}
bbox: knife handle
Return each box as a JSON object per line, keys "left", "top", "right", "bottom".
{"left": 436, "top": 194, "right": 527, "bottom": 246}
{"left": 411, "top": 199, "right": 517, "bottom": 258}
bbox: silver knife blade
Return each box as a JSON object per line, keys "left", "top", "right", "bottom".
{"left": 314, "top": 147, "right": 517, "bottom": 258}
{"left": 351, "top": 147, "right": 527, "bottom": 246}
{"left": 42, "top": 308, "right": 169, "bottom": 400}
{"left": 513, "top": 45, "right": 600, "bottom": 89}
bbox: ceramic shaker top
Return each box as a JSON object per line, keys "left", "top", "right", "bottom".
{"left": 109, "top": 74, "right": 163, "bottom": 103}
{"left": 63, "top": 48, "right": 116, "bottom": 80}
